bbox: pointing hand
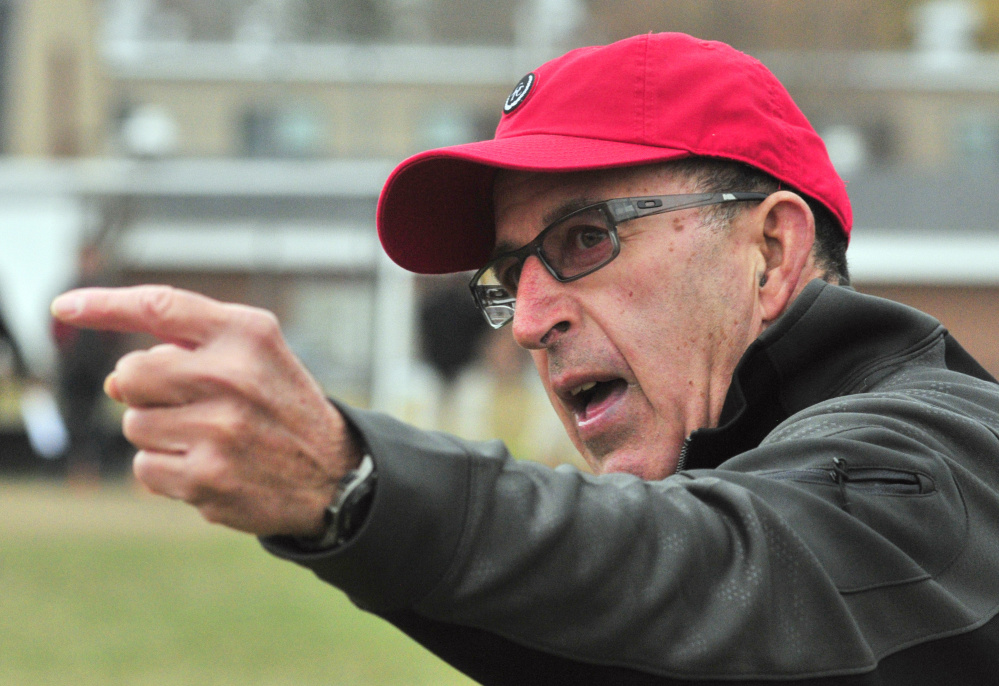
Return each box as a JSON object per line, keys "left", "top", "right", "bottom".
{"left": 51, "top": 285, "right": 363, "bottom": 537}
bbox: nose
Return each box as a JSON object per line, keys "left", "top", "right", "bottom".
{"left": 511, "top": 255, "right": 574, "bottom": 350}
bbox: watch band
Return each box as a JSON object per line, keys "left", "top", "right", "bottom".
{"left": 297, "top": 454, "right": 377, "bottom": 550}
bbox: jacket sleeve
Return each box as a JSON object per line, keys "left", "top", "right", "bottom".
{"left": 260, "top": 398, "right": 993, "bottom": 682}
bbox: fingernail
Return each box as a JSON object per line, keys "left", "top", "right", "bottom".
{"left": 51, "top": 293, "right": 83, "bottom": 319}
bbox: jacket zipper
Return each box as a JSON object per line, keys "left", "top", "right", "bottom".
{"left": 759, "top": 461, "right": 934, "bottom": 495}
{"left": 676, "top": 437, "right": 691, "bottom": 472}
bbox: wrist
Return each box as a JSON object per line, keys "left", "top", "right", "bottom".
{"left": 296, "top": 454, "right": 377, "bottom": 551}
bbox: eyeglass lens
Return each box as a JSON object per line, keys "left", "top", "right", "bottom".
{"left": 490, "top": 207, "right": 615, "bottom": 290}
{"left": 540, "top": 206, "right": 616, "bottom": 280}
{"left": 472, "top": 205, "right": 617, "bottom": 328}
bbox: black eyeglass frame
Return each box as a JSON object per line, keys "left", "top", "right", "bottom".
{"left": 468, "top": 191, "right": 770, "bottom": 329}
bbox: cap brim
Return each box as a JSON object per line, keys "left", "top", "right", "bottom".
{"left": 376, "top": 134, "right": 692, "bottom": 274}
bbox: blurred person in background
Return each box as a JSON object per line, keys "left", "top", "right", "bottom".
{"left": 0, "top": 301, "right": 26, "bottom": 381}
{"left": 417, "top": 277, "right": 575, "bottom": 466}
{"left": 52, "top": 33, "right": 999, "bottom": 684}
{"left": 416, "top": 274, "right": 488, "bottom": 430}
{"left": 449, "top": 330, "right": 580, "bottom": 469}
{"left": 51, "top": 243, "right": 122, "bottom": 483}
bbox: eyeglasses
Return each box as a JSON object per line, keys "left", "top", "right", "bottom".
{"left": 468, "top": 191, "right": 769, "bottom": 329}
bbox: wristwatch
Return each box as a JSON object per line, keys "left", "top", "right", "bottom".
{"left": 297, "top": 454, "right": 377, "bottom": 550}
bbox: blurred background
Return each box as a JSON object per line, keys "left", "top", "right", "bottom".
{"left": 3, "top": 0, "right": 999, "bottom": 683}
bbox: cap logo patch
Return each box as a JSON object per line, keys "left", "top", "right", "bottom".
{"left": 503, "top": 73, "right": 535, "bottom": 114}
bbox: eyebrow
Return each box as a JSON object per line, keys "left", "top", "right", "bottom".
{"left": 491, "top": 196, "right": 596, "bottom": 257}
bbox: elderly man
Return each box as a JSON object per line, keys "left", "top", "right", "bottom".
{"left": 53, "top": 33, "right": 999, "bottom": 684}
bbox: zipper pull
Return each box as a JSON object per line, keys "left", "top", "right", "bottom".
{"left": 831, "top": 457, "right": 852, "bottom": 513}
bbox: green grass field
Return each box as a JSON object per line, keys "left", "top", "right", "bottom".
{"left": 0, "top": 480, "right": 477, "bottom": 686}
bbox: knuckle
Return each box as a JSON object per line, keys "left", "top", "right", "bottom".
{"left": 132, "top": 450, "right": 189, "bottom": 499}
{"left": 114, "top": 348, "right": 145, "bottom": 377}
{"left": 185, "top": 454, "right": 229, "bottom": 502}
{"left": 211, "top": 403, "right": 253, "bottom": 446}
{"left": 113, "top": 347, "right": 187, "bottom": 407}
{"left": 192, "top": 459, "right": 228, "bottom": 493}
{"left": 137, "top": 285, "right": 177, "bottom": 322}
{"left": 187, "top": 361, "right": 257, "bottom": 413}
{"left": 131, "top": 451, "right": 152, "bottom": 483}
{"left": 242, "top": 308, "right": 282, "bottom": 347}
{"left": 121, "top": 408, "right": 143, "bottom": 444}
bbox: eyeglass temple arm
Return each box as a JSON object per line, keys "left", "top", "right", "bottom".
{"left": 606, "top": 192, "right": 769, "bottom": 222}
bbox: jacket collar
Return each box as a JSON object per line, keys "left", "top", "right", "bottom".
{"left": 682, "top": 280, "right": 959, "bottom": 471}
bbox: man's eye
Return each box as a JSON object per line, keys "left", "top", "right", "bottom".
{"left": 495, "top": 262, "right": 522, "bottom": 293}
{"left": 572, "top": 227, "right": 609, "bottom": 250}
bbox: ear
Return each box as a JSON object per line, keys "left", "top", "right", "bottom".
{"left": 755, "top": 191, "right": 816, "bottom": 324}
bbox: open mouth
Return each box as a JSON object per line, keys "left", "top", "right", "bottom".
{"left": 567, "top": 378, "right": 629, "bottom": 421}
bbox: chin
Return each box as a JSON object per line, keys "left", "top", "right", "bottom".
{"left": 592, "top": 448, "right": 676, "bottom": 481}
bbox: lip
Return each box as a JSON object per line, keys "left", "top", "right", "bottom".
{"left": 553, "top": 373, "right": 632, "bottom": 441}
{"left": 575, "top": 381, "right": 629, "bottom": 437}
{"left": 553, "top": 372, "right": 621, "bottom": 403}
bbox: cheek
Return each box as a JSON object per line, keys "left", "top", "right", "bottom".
{"left": 598, "top": 246, "right": 745, "bottom": 384}
{"left": 603, "top": 261, "right": 685, "bottom": 349}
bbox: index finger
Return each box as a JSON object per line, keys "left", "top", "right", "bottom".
{"left": 51, "top": 285, "right": 230, "bottom": 348}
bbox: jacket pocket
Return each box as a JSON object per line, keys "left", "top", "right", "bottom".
{"left": 760, "top": 460, "right": 935, "bottom": 497}
{"left": 753, "top": 459, "right": 959, "bottom": 592}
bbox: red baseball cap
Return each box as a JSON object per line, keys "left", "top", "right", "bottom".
{"left": 377, "top": 32, "right": 851, "bottom": 274}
